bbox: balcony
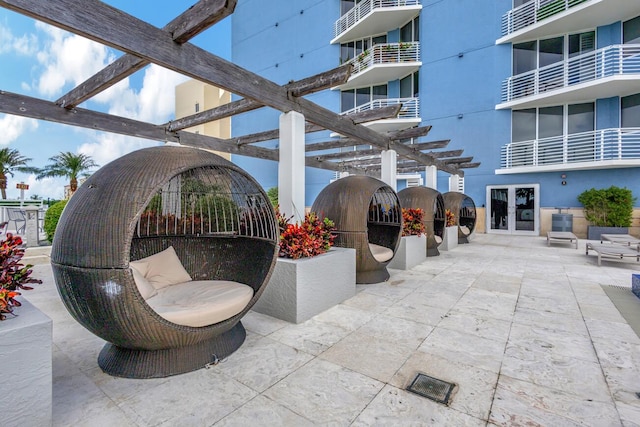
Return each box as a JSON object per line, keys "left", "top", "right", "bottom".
{"left": 337, "top": 42, "right": 421, "bottom": 90}
{"left": 497, "top": 0, "right": 640, "bottom": 45}
{"left": 497, "top": 128, "right": 640, "bottom": 174}
{"left": 498, "top": 44, "right": 640, "bottom": 110}
{"left": 342, "top": 97, "right": 421, "bottom": 132}
{"left": 331, "top": 0, "right": 422, "bottom": 45}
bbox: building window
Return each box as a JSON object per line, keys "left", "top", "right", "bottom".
{"left": 400, "top": 16, "right": 420, "bottom": 43}
{"left": 622, "top": 93, "right": 640, "bottom": 127}
{"left": 513, "top": 41, "right": 537, "bottom": 74}
{"left": 512, "top": 31, "right": 595, "bottom": 75}
{"left": 512, "top": 102, "right": 595, "bottom": 141}
{"left": 195, "top": 102, "right": 200, "bottom": 113}
{"left": 340, "top": 35, "right": 386, "bottom": 63}
{"left": 623, "top": 16, "right": 640, "bottom": 44}
{"left": 400, "top": 71, "right": 419, "bottom": 98}
{"left": 341, "top": 84, "right": 388, "bottom": 112}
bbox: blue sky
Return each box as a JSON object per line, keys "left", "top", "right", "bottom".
{"left": 0, "top": 1, "right": 231, "bottom": 200}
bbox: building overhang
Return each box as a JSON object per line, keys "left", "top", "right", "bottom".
{"left": 335, "top": 62, "right": 421, "bottom": 91}
{"left": 495, "top": 159, "right": 640, "bottom": 174}
{"left": 331, "top": 5, "right": 422, "bottom": 45}
{"left": 496, "top": 75, "right": 640, "bottom": 110}
{"left": 496, "top": 0, "right": 640, "bottom": 45}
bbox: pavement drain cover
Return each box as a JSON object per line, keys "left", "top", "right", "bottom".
{"left": 406, "top": 373, "right": 455, "bottom": 405}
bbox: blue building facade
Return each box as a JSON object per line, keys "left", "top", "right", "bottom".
{"left": 231, "top": 0, "right": 640, "bottom": 235}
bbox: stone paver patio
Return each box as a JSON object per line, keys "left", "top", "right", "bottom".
{"left": 23, "top": 233, "right": 640, "bottom": 426}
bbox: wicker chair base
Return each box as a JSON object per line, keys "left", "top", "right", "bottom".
{"left": 356, "top": 267, "right": 390, "bottom": 284}
{"left": 427, "top": 246, "right": 441, "bottom": 257}
{"left": 97, "top": 322, "right": 246, "bottom": 379}
{"left": 458, "top": 234, "right": 470, "bottom": 244}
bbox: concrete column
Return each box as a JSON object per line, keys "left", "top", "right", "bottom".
{"left": 425, "top": 166, "right": 437, "bottom": 189}
{"left": 24, "top": 207, "right": 40, "bottom": 247}
{"left": 449, "top": 174, "right": 461, "bottom": 192}
{"left": 278, "top": 111, "right": 306, "bottom": 222}
{"left": 380, "top": 149, "right": 397, "bottom": 191}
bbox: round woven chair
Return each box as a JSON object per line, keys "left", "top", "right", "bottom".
{"left": 397, "top": 187, "right": 445, "bottom": 256}
{"left": 311, "top": 175, "right": 401, "bottom": 284}
{"left": 51, "top": 146, "right": 278, "bottom": 378}
{"left": 443, "top": 191, "right": 477, "bottom": 244}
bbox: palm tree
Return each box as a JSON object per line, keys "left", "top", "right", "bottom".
{"left": 0, "top": 148, "right": 39, "bottom": 200}
{"left": 37, "top": 152, "right": 98, "bottom": 194}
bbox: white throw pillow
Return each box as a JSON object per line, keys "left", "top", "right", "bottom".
{"left": 129, "top": 261, "right": 157, "bottom": 300}
{"left": 133, "top": 246, "right": 192, "bottom": 289}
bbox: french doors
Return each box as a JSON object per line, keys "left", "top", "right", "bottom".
{"left": 486, "top": 184, "right": 539, "bottom": 235}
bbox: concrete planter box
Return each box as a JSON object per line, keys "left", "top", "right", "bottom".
{"left": 0, "top": 299, "right": 52, "bottom": 427}
{"left": 252, "top": 247, "right": 356, "bottom": 323}
{"left": 388, "top": 235, "right": 427, "bottom": 270}
{"left": 441, "top": 226, "right": 459, "bottom": 251}
{"left": 587, "top": 226, "right": 628, "bottom": 241}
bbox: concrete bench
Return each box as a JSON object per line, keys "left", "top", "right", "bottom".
{"left": 547, "top": 231, "right": 578, "bottom": 249}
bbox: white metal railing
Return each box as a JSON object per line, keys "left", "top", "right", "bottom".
{"left": 500, "top": 128, "right": 640, "bottom": 169}
{"left": 501, "top": 44, "right": 640, "bottom": 103}
{"left": 334, "top": 0, "right": 421, "bottom": 40}
{"left": 346, "top": 42, "right": 420, "bottom": 76}
{"left": 501, "top": 0, "right": 589, "bottom": 36}
{"left": 342, "top": 97, "right": 420, "bottom": 119}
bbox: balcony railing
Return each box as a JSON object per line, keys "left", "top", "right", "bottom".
{"left": 501, "top": 0, "right": 589, "bottom": 37}
{"left": 500, "top": 128, "right": 640, "bottom": 169}
{"left": 334, "top": 0, "right": 421, "bottom": 40}
{"left": 501, "top": 44, "right": 640, "bottom": 103}
{"left": 342, "top": 97, "right": 420, "bottom": 119}
{"left": 346, "top": 42, "right": 420, "bottom": 76}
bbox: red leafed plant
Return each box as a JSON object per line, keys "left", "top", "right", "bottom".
{"left": 0, "top": 233, "right": 42, "bottom": 320}
{"left": 445, "top": 209, "right": 456, "bottom": 227}
{"left": 276, "top": 208, "right": 336, "bottom": 259}
{"left": 402, "top": 208, "right": 425, "bottom": 237}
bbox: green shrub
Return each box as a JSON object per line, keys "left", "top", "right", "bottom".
{"left": 267, "top": 187, "right": 278, "bottom": 207}
{"left": 577, "top": 186, "right": 635, "bottom": 227}
{"left": 43, "top": 200, "right": 68, "bottom": 242}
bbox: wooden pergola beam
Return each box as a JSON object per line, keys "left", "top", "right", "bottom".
{"left": 387, "top": 125, "right": 432, "bottom": 140}
{"left": 233, "top": 105, "right": 402, "bottom": 147}
{"left": 458, "top": 162, "right": 480, "bottom": 169}
{"left": 403, "top": 140, "right": 450, "bottom": 150}
{"left": 426, "top": 149, "right": 464, "bottom": 159}
{"left": 444, "top": 156, "right": 474, "bottom": 164}
{"left": 313, "top": 148, "right": 382, "bottom": 162}
{"left": 0, "top": 0, "right": 461, "bottom": 175}
{"left": 167, "top": 64, "right": 353, "bottom": 132}
{"left": 56, "top": 0, "right": 237, "bottom": 108}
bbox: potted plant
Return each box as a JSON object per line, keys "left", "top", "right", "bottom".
{"left": 389, "top": 208, "right": 427, "bottom": 270}
{"left": 252, "top": 208, "right": 356, "bottom": 323}
{"left": 1, "top": 233, "right": 42, "bottom": 320}
{"left": 442, "top": 209, "right": 458, "bottom": 251}
{"left": 577, "top": 186, "right": 635, "bottom": 240}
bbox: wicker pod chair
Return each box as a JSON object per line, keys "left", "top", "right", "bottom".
{"left": 443, "top": 191, "right": 477, "bottom": 244}
{"left": 398, "top": 187, "right": 445, "bottom": 256}
{"left": 51, "top": 146, "right": 278, "bottom": 379}
{"left": 311, "top": 175, "right": 402, "bottom": 284}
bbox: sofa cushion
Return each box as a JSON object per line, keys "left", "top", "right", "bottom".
{"left": 129, "top": 262, "right": 157, "bottom": 300}
{"left": 369, "top": 243, "right": 394, "bottom": 262}
{"left": 434, "top": 235, "right": 443, "bottom": 244}
{"left": 460, "top": 226, "right": 470, "bottom": 235}
{"left": 131, "top": 246, "right": 192, "bottom": 289}
{"left": 146, "top": 280, "right": 254, "bottom": 327}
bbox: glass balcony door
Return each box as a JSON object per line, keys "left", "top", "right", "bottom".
{"left": 487, "top": 184, "right": 539, "bottom": 235}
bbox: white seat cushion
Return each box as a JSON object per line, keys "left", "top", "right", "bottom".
{"left": 146, "top": 280, "right": 254, "bottom": 327}
{"left": 369, "top": 243, "right": 394, "bottom": 262}
{"left": 434, "top": 235, "right": 443, "bottom": 244}
{"left": 131, "top": 246, "right": 192, "bottom": 290}
{"left": 460, "top": 226, "right": 470, "bottom": 235}
{"left": 129, "top": 263, "right": 157, "bottom": 300}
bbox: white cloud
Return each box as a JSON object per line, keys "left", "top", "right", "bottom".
{"left": 0, "top": 23, "right": 38, "bottom": 56}
{"left": 34, "top": 22, "right": 115, "bottom": 97}
{"left": 0, "top": 114, "right": 38, "bottom": 145}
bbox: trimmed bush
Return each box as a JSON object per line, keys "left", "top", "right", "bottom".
{"left": 577, "top": 186, "right": 635, "bottom": 227}
{"left": 43, "top": 200, "right": 68, "bottom": 243}
{"left": 267, "top": 187, "right": 278, "bottom": 207}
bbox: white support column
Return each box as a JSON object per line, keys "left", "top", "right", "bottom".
{"left": 380, "top": 149, "right": 397, "bottom": 191}
{"left": 448, "top": 174, "right": 461, "bottom": 192}
{"left": 425, "top": 166, "right": 437, "bottom": 189}
{"left": 278, "top": 111, "right": 306, "bottom": 223}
